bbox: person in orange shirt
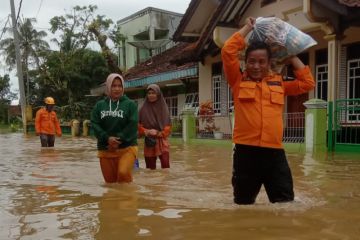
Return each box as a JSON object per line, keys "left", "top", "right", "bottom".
{"left": 35, "top": 97, "right": 62, "bottom": 147}
{"left": 138, "top": 84, "right": 172, "bottom": 169}
{"left": 221, "top": 17, "right": 315, "bottom": 204}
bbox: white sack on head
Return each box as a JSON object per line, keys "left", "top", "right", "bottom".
{"left": 248, "top": 17, "right": 317, "bottom": 70}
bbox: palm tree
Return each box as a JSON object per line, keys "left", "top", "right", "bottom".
{"left": 0, "top": 18, "right": 50, "bottom": 104}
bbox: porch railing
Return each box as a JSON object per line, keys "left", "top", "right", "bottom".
{"left": 171, "top": 116, "right": 183, "bottom": 137}
{"left": 335, "top": 99, "right": 360, "bottom": 144}
{"left": 282, "top": 112, "right": 305, "bottom": 143}
{"left": 178, "top": 112, "right": 305, "bottom": 142}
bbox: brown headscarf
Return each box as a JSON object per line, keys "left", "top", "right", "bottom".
{"left": 105, "top": 73, "right": 125, "bottom": 97}
{"left": 139, "top": 84, "right": 171, "bottom": 130}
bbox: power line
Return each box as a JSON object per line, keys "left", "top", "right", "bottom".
{"left": 0, "top": 16, "right": 10, "bottom": 41}
{"left": 35, "top": 0, "right": 44, "bottom": 19}
{"left": 16, "top": 0, "right": 23, "bottom": 24}
{"left": 10, "top": 0, "right": 26, "bottom": 133}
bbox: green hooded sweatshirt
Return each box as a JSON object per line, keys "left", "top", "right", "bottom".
{"left": 91, "top": 95, "right": 138, "bottom": 150}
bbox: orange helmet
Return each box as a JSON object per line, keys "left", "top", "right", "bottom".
{"left": 44, "top": 97, "right": 55, "bottom": 105}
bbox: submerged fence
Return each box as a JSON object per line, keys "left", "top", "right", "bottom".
{"left": 335, "top": 99, "right": 360, "bottom": 145}
{"left": 182, "top": 112, "right": 305, "bottom": 142}
{"left": 170, "top": 116, "right": 183, "bottom": 137}
{"left": 282, "top": 112, "right": 305, "bottom": 143}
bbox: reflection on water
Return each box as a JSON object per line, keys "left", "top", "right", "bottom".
{"left": 96, "top": 185, "right": 139, "bottom": 239}
{"left": 0, "top": 133, "right": 359, "bottom": 239}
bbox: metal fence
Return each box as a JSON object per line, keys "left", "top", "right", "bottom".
{"left": 173, "top": 112, "right": 305, "bottom": 142}
{"left": 282, "top": 112, "right": 305, "bottom": 143}
{"left": 193, "top": 112, "right": 305, "bottom": 142}
{"left": 335, "top": 99, "right": 360, "bottom": 144}
{"left": 170, "top": 116, "right": 183, "bottom": 137}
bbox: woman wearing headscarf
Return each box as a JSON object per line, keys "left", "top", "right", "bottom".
{"left": 138, "top": 84, "right": 172, "bottom": 169}
{"left": 91, "top": 73, "right": 138, "bottom": 183}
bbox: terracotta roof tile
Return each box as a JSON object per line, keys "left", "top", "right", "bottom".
{"left": 338, "top": 0, "right": 360, "bottom": 7}
{"left": 124, "top": 43, "right": 197, "bottom": 80}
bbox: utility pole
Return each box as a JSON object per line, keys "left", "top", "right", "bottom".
{"left": 10, "top": 0, "right": 27, "bottom": 134}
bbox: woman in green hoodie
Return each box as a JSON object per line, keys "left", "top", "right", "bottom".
{"left": 91, "top": 73, "right": 138, "bottom": 183}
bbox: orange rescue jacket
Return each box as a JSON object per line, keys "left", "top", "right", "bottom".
{"left": 221, "top": 32, "right": 315, "bottom": 149}
{"left": 35, "top": 108, "right": 62, "bottom": 135}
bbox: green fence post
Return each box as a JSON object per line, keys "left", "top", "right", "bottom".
{"left": 327, "top": 101, "right": 334, "bottom": 151}
{"left": 181, "top": 109, "right": 196, "bottom": 143}
{"left": 304, "top": 99, "right": 327, "bottom": 152}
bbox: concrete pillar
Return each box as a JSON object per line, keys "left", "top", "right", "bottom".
{"left": 25, "top": 105, "right": 33, "bottom": 122}
{"left": 324, "top": 34, "right": 340, "bottom": 151}
{"left": 230, "top": 111, "right": 234, "bottom": 134}
{"left": 303, "top": 99, "right": 327, "bottom": 152}
{"left": 71, "top": 119, "right": 80, "bottom": 137}
{"left": 324, "top": 34, "right": 340, "bottom": 102}
{"left": 182, "top": 109, "right": 196, "bottom": 143}
{"left": 82, "top": 120, "right": 90, "bottom": 136}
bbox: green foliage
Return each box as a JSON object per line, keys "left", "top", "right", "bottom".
{"left": 50, "top": 5, "right": 98, "bottom": 51}
{"left": 0, "top": 18, "right": 49, "bottom": 70}
{"left": 0, "top": 74, "right": 15, "bottom": 100}
{"left": 0, "top": 74, "right": 16, "bottom": 124}
{"left": 34, "top": 48, "right": 109, "bottom": 121}
{"left": 1, "top": 5, "right": 125, "bottom": 122}
{"left": 10, "top": 123, "right": 19, "bottom": 132}
{"left": 199, "top": 100, "right": 219, "bottom": 132}
{"left": 171, "top": 118, "right": 182, "bottom": 133}
{"left": 0, "top": 18, "right": 49, "bottom": 106}
{"left": 8, "top": 116, "right": 21, "bottom": 132}
{"left": 109, "top": 24, "right": 127, "bottom": 47}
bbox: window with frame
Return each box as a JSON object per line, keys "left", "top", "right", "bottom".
{"left": 184, "top": 93, "right": 199, "bottom": 108}
{"left": 315, "top": 49, "right": 328, "bottom": 101}
{"left": 165, "top": 96, "right": 178, "bottom": 117}
{"left": 316, "top": 64, "right": 328, "bottom": 101}
{"left": 347, "top": 59, "right": 360, "bottom": 122}
{"left": 347, "top": 43, "right": 360, "bottom": 99}
{"left": 348, "top": 59, "right": 360, "bottom": 99}
{"left": 346, "top": 43, "right": 360, "bottom": 122}
{"left": 212, "top": 62, "right": 222, "bottom": 115}
{"left": 212, "top": 75, "right": 221, "bottom": 114}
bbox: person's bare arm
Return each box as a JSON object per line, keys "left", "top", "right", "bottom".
{"left": 288, "top": 56, "right": 305, "bottom": 70}
{"left": 238, "top": 17, "right": 255, "bottom": 38}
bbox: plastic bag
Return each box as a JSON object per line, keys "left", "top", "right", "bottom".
{"left": 248, "top": 17, "right": 317, "bottom": 66}
{"left": 144, "top": 136, "right": 156, "bottom": 147}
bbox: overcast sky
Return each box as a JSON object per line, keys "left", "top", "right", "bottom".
{"left": 0, "top": 0, "right": 191, "bottom": 102}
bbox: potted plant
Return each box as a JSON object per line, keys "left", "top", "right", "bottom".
{"left": 198, "top": 100, "right": 223, "bottom": 139}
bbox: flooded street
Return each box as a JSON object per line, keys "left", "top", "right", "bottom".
{"left": 0, "top": 133, "right": 359, "bottom": 239}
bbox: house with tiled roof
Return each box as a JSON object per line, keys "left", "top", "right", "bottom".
{"left": 116, "top": 7, "right": 183, "bottom": 71}
{"left": 122, "top": 42, "right": 199, "bottom": 116}
{"left": 90, "top": 6, "right": 200, "bottom": 119}
{"left": 172, "top": 0, "right": 360, "bottom": 150}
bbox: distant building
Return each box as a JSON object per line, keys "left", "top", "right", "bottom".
{"left": 7, "top": 105, "right": 21, "bottom": 122}
{"left": 90, "top": 6, "right": 198, "bottom": 118}
{"left": 117, "top": 7, "right": 183, "bottom": 70}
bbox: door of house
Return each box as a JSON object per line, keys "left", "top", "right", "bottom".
{"left": 286, "top": 94, "right": 308, "bottom": 113}
{"left": 285, "top": 52, "right": 309, "bottom": 114}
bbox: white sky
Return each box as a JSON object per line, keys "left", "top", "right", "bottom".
{"left": 0, "top": 0, "right": 191, "bottom": 103}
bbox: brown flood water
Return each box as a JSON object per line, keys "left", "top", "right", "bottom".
{"left": 0, "top": 133, "right": 359, "bottom": 239}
